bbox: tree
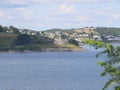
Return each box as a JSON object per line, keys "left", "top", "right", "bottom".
{"left": 9, "top": 25, "right": 19, "bottom": 34}
{"left": 68, "top": 39, "right": 79, "bottom": 46}
{"left": 36, "top": 36, "right": 54, "bottom": 45}
{"left": 2, "top": 26, "right": 8, "bottom": 32}
{"left": 61, "top": 34, "right": 68, "bottom": 39}
{"left": 85, "top": 39, "right": 120, "bottom": 90}
{"left": 0, "top": 25, "right": 3, "bottom": 32}
{"left": 15, "top": 34, "right": 31, "bottom": 46}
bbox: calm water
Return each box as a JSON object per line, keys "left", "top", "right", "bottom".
{"left": 0, "top": 51, "right": 106, "bottom": 90}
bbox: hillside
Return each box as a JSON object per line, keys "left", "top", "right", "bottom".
{"left": 95, "top": 27, "right": 120, "bottom": 42}
{"left": 0, "top": 25, "right": 120, "bottom": 52}
{"left": 0, "top": 33, "right": 18, "bottom": 48}
{"left": 95, "top": 27, "right": 120, "bottom": 36}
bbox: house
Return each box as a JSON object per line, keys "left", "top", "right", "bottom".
{"left": 54, "top": 39, "right": 64, "bottom": 44}
{"left": 93, "top": 35, "right": 101, "bottom": 40}
{"left": 82, "top": 34, "right": 89, "bottom": 37}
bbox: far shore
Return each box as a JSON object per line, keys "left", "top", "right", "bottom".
{"left": 0, "top": 47, "right": 85, "bottom": 53}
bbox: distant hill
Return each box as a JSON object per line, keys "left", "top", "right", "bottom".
{"left": 95, "top": 27, "right": 120, "bottom": 36}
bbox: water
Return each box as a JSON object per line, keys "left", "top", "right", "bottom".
{"left": 0, "top": 51, "right": 105, "bottom": 90}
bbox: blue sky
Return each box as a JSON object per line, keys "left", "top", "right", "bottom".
{"left": 0, "top": 0, "right": 120, "bottom": 31}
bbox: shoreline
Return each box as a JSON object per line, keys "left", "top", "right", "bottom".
{"left": 0, "top": 47, "right": 85, "bottom": 53}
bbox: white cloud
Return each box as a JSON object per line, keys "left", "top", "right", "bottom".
{"left": 50, "top": 4, "right": 76, "bottom": 15}
{"left": 31, "top": 0, "right": 119, "bottom": 3}
{"left": 111, "top": 13, "right": 120, "bottom": 19}
{"left": 0, "top": 0, "right": 28, "bottom": 7}
{"left": 0, "top": 0, "right": 119, "bottom": 9}
{"left": 77, "top": 16, "right": 90, "bottom": 21}
{"left": 0, "top": 10, "right": 3, "bottom": 18}
{"left": 32, "top": 0, "right": 51, "bottom": 3}
{"left": 15, "top": 8, "right": 33, "bottom": 20}
{"left": 45, "top": 16, "right": 58, "bottom": 21}
{"left": 6, "top": 16, "right": 14, "bottom": 20}
{"left": 0, "top": 7, "right": 33, "bottom": 21}
{"left": 56, "top": 0, "right": 100, "bottom": 3}
{"left": 60, "top": 4, "right": 75, "bottom": 14}
{"left": 8, "top": 0, "right": 27, "bottom": 5}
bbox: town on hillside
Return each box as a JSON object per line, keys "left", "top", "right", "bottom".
{"left": 0, "top": 25, "right": 101, "bottom": 45}
{"left": 1, "top": 25, "right": 120, "bottom": 44}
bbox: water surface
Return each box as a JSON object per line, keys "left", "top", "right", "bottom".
{"left": 0, "top": 51, "right": 105, "bottom": 90}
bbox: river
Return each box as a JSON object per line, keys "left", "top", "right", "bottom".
{"left": 0, "top": 50, "right": 106, "bottom": 90}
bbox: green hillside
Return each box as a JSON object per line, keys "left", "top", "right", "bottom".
{"left": 0, "top": 33, "right": 18, "bottom": 48}
{"left": 96, "top": 27, "right": 120, "bottom": 36}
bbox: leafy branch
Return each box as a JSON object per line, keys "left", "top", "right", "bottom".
{"left": 85, "top": 39, "right": 120, "bottom": 90}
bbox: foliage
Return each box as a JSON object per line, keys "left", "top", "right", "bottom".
{"left": 0, "top": 25, "right": 3, "bottom": 32}
{"left": 61, "top": 34, "right": 68, "bottom": 39}
{"left": 15, "top": 34, "right": 31, "bottom": 46}
{"left": 0, "top": 25, "right": 8, "bottom": 32}
{"left": 9, "top": 25, "right": 20, "bottom": 34}
{"left": 0, "top": 33, "right": 18, "bottom": 48}
{"left": 68, "top": 39, "right": 79, "bottom": 46}
{"left": 85, "top": 39, "right": 120, "bottom": 90}
{"left": 35, "top": 36, "right": 54, "bottom": 45}
{"left": 96, "top": 27, "right": 120, "bottom": 36}
{"left": 0, "top": 25, "right": 20, "bottom": 34}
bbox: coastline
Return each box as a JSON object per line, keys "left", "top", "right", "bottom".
{"left": 0, "top": 47, "right": 85, "bottom": 53}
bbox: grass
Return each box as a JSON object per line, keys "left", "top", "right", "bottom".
{"left": 56, "top": 44, "right": 80, "bottom": 48}
{"left": 0, "top": 33, "right": 18, "bottom": 48}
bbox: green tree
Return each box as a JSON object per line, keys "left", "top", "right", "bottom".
{"left": 85, "top": 39, "right": 120, "bottom": 90}
{"left": 36, "top": 36, "right": 54, "bottom": 45}
{"left": 15, "top": 34, "right": 31, "bottom": 46}
{"left": 61, "top": 34, "right": 68, "bottom": 39}
{"left": 9, "top": 25, "right": 19, "bottom": 34}
{"left": 68, "top": 39, "right": 79, "bottom": 46}
{"left": 2, "top": 26, "right": 8, "bottom": 32}
{"left": 0, "top": 25, "right": 3, "bottom": 32}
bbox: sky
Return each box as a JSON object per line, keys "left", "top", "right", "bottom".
{"left": 0, "top": 0, "right": 120, "bottom": 31}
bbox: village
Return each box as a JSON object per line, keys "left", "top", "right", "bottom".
{"left": 2, "top": 26, "right": 120, "bottom": 44}
{"left": 17, "top": 27, "right": 102, "bottom": 44}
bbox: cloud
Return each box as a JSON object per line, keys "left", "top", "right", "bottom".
{"left": 0, "top": 0, "right": 120, "bottom": 30}
{"left": 31, "top": 0, "right": 51, "bottom": 3}
{"left": 77, "top": 16, "right": 90, "bottom": 21}
{"left": 56, "top": 0, "right": 100, "bottom": 3}
{"left": 0, "top": 10, "right": 3, "bottom": 18}
{"left": 0, "top": 7, "right": 33, "bottom": 21}
{"left": 6, "top": 16, "right": 14, "bottom": 20}
{"left": 50, "top": 4, "right": 76, "bottom": 15}
{"left": 111, "top": 13, "right": 120, "bottom": 19}
{"left": 0, "top": 0, "right": 28, "bottom": 8}
{"left": 8, "top": 0, "right": 27, "bottom": 4}
{"left": 44, "top": 16, "right": 58, "bottom": 21}
{"left": 15, "top": 7, "right": 33, "bottom": 20}
{"left": 59, "top": 4, "right": 75, "bottom": 14}
{"left": 31, "top": 0, "right": 120, "bottom": 3}
{"left": 0, "top": 0, "right": 119, "bottom": 9}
